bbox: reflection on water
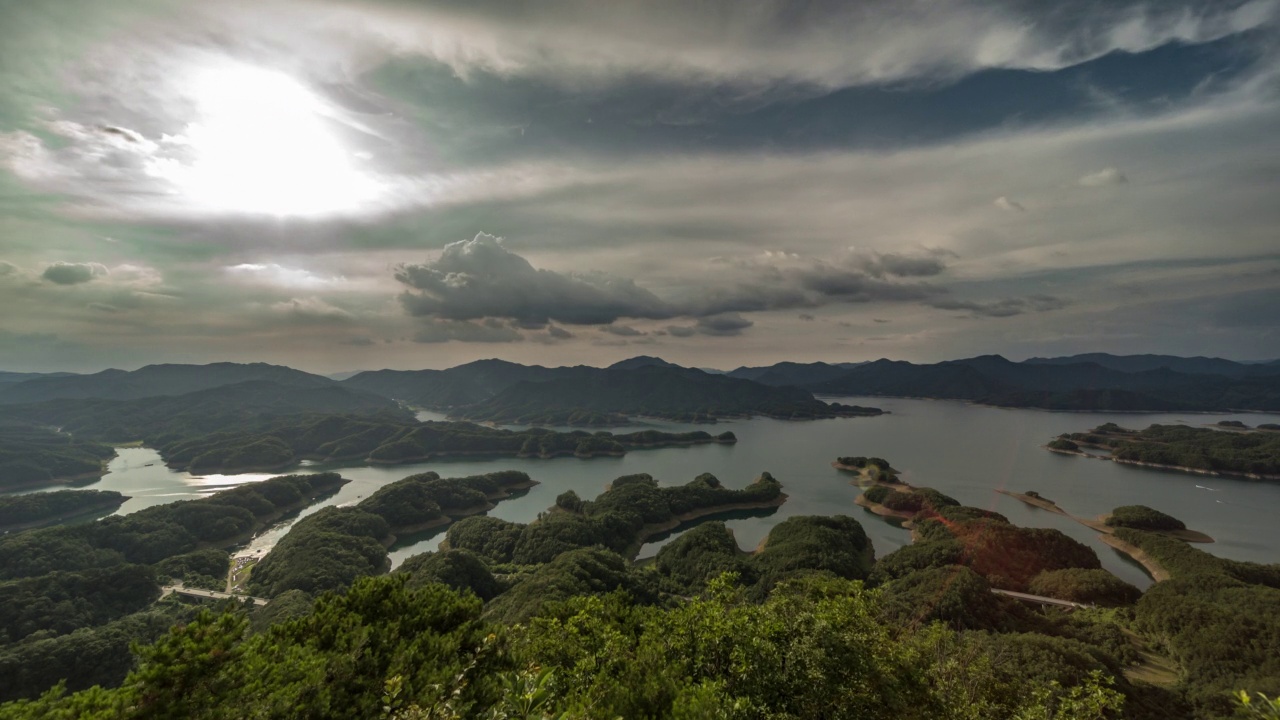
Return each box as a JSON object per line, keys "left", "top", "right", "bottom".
{"left": 8, "top": 399, "right": 1280, "bottom": 586}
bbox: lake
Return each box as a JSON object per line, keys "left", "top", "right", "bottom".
{"left": 15, "top": 398, "right": 1280, "bottom": 589}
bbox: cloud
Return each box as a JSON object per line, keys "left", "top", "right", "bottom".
{"left": 993, "top": 196, "right": 1025, "bottom": 212}
{"left": 271, "top": 296, "right": 354, "bottom": 321}
{"left": 397, "top": 234, "right": 954, "bottom": 336}
{"left": 695, "top": 313, "right": 754, "bottom": 336}
{"left": 928, "top": 294, "right": 1068, "bottom": 318}
{"left": 41, "top": 262, "right": 108, "bottom": 285}
{"left": 666, "top": 313, "right": 755, "bottom": 337}
{"left": 855, "top": 250, "right": 951, "bottom": 278}
{"left": 227, "top": 263, "right": 346, "bottom": 290}
{"left": 600, "top": 324, "right": 645, "bottom": 336}
{"left": 340, "top": 336, "right": 377, "bottom": 346}
{"left": 412, "top": 318, "right": 524, "bottom": 343}
{"left": 1078, "top": 167, "right": 1128, "bottom": 187}
{"left": 547, "top": 325, "right": 574, "bottom": 339}
{"left": 293, "top": 0, "right": 1276, "bottom": 90}
{"left": 397, "top": 233, "right": 678, "bottom": 325}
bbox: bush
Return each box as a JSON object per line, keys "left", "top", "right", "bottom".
{"left": 1027, "top": 568, "right": 1142, "bottom": 606}
{"left": 1105, "top": 505, "right": 1186, "bottom": 532}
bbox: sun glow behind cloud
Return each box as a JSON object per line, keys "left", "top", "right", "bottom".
{"left": 147, "top": 64, "right": 381, "bottom": 216}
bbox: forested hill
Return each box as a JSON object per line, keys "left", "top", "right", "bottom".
{"left": 3, "top": 381, "right": 407, "bottom": 446}
{"left": 343, "top": 362, "right": 879, "bottom": 423}
{"left": 0, "top": 362, "right": 333, "bottom": 404}
{"left": 340, "top": 358, "right": 571, "bottom": 408}
{"left": 807, "top": 355, "right": 1280, "bottom": 411}
{"left": 455, "top": 365, "right": 879, "bottom": 424}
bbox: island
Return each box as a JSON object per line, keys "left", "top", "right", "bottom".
{"left": 1045, "top": 422, "right": 1280, "bottom": 481}
{"left": 444, "top": 471, "right": 787, "bottom": 566}
{"left": 0, "top": 489, "right": 129, "bottom": 532}
{"left": 160, "top": 417, "right": 739, "bottom": 473}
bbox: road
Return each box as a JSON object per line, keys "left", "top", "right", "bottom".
{"left": 161, "top": 584, "right": 269, "bottom": 607}
{"left": 991, "top": 588, "right": 1093, "bottom": 610}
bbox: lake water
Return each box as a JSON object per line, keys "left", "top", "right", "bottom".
{"left": 13, "top": 399, "right": 1280, "bottom": 589}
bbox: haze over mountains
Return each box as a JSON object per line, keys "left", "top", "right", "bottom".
{"left": 0, "top": 352, "right": 1277, "bottom": 415}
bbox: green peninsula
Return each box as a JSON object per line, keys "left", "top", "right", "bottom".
{"left": 1049, "top": 423, "right": 1280, "bottom": 480}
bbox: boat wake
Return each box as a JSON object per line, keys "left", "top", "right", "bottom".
{"left": 1196, "top": 485, "right": 1220, "bottom": 492}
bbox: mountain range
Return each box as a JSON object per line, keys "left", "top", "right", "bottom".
{"left": 1, "top": 353, "right": 1277, "bottom": 416}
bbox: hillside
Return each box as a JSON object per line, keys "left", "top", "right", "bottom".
{"left": 810, "top": 355, "right": 1280, "bottom": 411}
{"left": 0, "top": 362, "right": 334, "bottom": 404}
{"left": 456, "top": 365, "right": 880, "bottom": 424}
{"left": 341, "top": 359, "right": 572, "bottom": 408}
{"left": 3, "top": 381, "right": 408, "bottom": 446}
{"left": 7, "top": 462, "right": 1274, "bottom": 718}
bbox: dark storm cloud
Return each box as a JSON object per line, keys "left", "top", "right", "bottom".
{"left": 42, "top": 262, "right": 107, "bottom": 285}
{"left": 857, "top": 251, "right": 952, "bottom": 278}
{"left": 396, "top": 234, "right": 954, "bottom": 332}
{"left": 396, "top": 233, "right": 678, "bottom": 325}
{"left": 695, "top": 313, "right": 754, "bottom": 336}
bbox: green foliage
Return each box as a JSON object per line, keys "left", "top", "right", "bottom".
{"left": 152, "top": 549, "right": 230, "bottom": 590}
{"left": 0, "top": 576, "right": 509, "bottom": 719}
{"left": 553, "top": 490, "right": 582, "bottom": 513}
{"left": 868, "top": 539, "right": 966, "bottom": 586}
{"left": 1104, "top": 506, "right": 1186, "bottom": 532}
{"left": 445, "top": 516, "right": 524, "bottom": 564}
{"left": 654, "top": 521, "right": 757, "bottom": 592}
{"left": 751, "top": 515, "right": 873, "bottom": 594}
{"left": 1027, "top": 569, "right": 1142, "bottom": 607}
{"left": 0, "top": 573, "right": 1144, "bottom": 719}
{"left": 880, "top": 565, "right": 1011, "bottom": 631}
{"left": 0, "top": 565, "right": 158, "bottom": 644}
{"left": 0, "top": 426, "right": 115, "bottom": 491}
{"left": 862, "top": 485, "right": 891, "bottom": 504}
{"left": 1114, "top": 529, "right": 1280, "bottom": 715}
{"left": 0, "top": 605, "right": 198, "bottom": 702}
{"left": 0, "top": 490, "right": 126, "bottom": 530}
{"left": 1048, "top": 438, "right": 1080, "bottom": 451}
{"left": 507, "top": 472, "right": 783, "bottom": 565}
{"left": 485, "top": 549, "right": 661, "bottom": 624}
{"left": 1237, "top": 692, "right": 1280, "bottom": 720}
{"left": 248, "top": 507, "right": 390, "bottom": 597}
{"left": 458, "top": 365, "right": 863, "bottom": 424}
{"left": 397, "top": 550, "right": 502, "bottom": 601}
{"left": 0, "top": 473, "right": 346, "bottom": 579}
{"left": 1067, "top": 424, "right": 1280, "bottom": 475}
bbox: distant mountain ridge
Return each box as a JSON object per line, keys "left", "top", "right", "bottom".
{"left": 0, "top": 362, "right": 333, "bottom": 404}
{"left": 809, "top": 354, "right": 1280, "bottom": 411}
{"left": 2, "top": 353, "right": 1276, "bottom": 416}
{"left": 342, "top": 360, "right": 874, "bottom": 424}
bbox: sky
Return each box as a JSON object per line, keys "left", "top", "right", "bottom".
{"left": 0, "top": 0, "right": 1278, "bottom": 373}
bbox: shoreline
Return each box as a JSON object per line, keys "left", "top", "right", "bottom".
{"left": 1045, "top": 445, "right": 1280, "bottom": 483}
{"left": 853, "top": 494, "right": 916, "bottom": 526}
{"left": 1098, "top": 534, "right": 1172, "bottom": 582}
{"left": 0, "top": 495, "right": 130, "bottom": 533}
{"left": 627, "top": 494, "right": 789, "bottom": 558}
{"left": 0, "top": 467, "right": 112, "bottom": 493}
{"left": 817, "top": 393, "right": 1273, "bottom": 415}
{"left": 994, "top": 489, "right": 1214, "bottom": 546}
